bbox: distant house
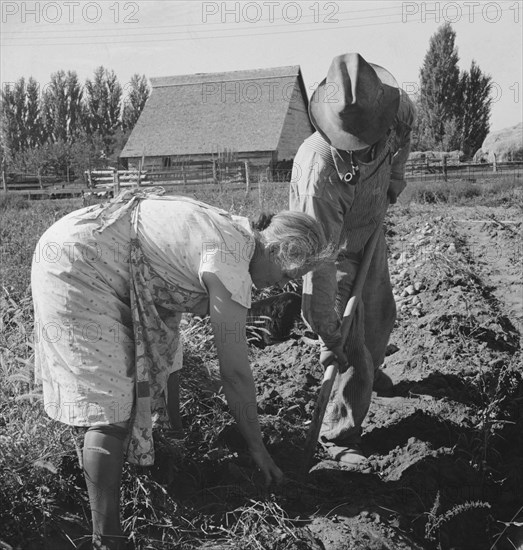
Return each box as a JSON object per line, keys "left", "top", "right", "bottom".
{"left": 120, "top": 65, "right": 314, "bottom": 178}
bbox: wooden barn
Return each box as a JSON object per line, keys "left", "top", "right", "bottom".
{"left": 120, "top": 65, "right": 314, "bottom": 183}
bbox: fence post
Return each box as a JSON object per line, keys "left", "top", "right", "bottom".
{"left": 136, "top": 166, "right": 142, "bottom": 189}
{"left": 1, "top": 166, "right": 7, "bottom": 192}
{"left": 113, "top": 168, "right": 120, "bottom": 195}
{"left": 442, "top": 156, "right": 448, "bottom": 182}
{"left": 244, "top": 161, "right": 250, "bottom": 194}
{"left": 212, "top": 159, "right": 218, "bottom": 185}
{"left": 492, "top": 154, "right": 497, "bottom": 173}
{"left": 182, "top": 164, "right": 187, "bottom": 188}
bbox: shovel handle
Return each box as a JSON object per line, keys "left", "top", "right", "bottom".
{"left": 301, "top": 298, "right": 358, "bottom": 471}
{"left": 302, "top": 362, "right": 339, "bottom": 469}
{"left": 302, "top": 225, "right": 382, "bottom": 471}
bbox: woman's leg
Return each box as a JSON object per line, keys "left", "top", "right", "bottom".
{"left": 83, "top": 421, "right": 129, "bottom": 537}
{"left": 166, "top": 371, "right": 183, "bottom": 434}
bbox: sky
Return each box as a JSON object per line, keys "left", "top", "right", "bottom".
{"left": 1, "top": 0, "right": 522, "bottom": 132}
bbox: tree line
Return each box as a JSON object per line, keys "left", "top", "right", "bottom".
{"left": 412, "top": 22, "right": 492, "bottom": 158}
{"left": 0, "top": 24, "right": 494, "bottom": 185}
{"left": 0, "top": 67, "right": 150, "bottom": 182}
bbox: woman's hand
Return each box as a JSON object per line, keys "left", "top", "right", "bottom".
{"left": 249, "top": 444, "right": 284, "bottom": 486}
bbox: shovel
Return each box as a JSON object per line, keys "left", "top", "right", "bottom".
{"left": 302, "top": 225, "right": 382, "bottom": 471}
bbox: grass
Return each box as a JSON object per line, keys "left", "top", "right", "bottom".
{"left": 0, "top": 177, "right": 521, "bottom": 549}
{"left": 1, "top": 196, "right": 87, "bottom": 547}
{"left": 400, "top": 174, "right": 523, "bottom": 208}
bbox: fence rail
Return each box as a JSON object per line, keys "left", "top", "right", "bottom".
{"left": 2, "top": 158, "right": 522, "bottom": 198}
{"left": 405, "top": 159, "right": 523, "bottom": 181}
{"left": 84, "top": 162, "right": 257, "bottom": 194}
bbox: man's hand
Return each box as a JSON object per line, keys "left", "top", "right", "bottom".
{"left": 320, "top": 344, "right": 348, "bottom": 373}
{"left": 387, "top": 178, "right": 406, "bottom": 204}
{"left": 249, "top": 444, "right": 284, "bottom": 486}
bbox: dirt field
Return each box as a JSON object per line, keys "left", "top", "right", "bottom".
{"left": 150, "top": 202, "right": 522, "bottom": 550}
{"left": 181, "top": 203, "right": 521, "bottom": 549}
{"left": 1, "top": 193, "right": 522, "bottom": 550}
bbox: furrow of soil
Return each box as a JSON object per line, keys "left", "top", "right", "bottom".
{"left": 449, "top": 206, "right": 522, "bottom": 335}
{"left": 246, "top": 204, "right": 522, "bottom": 550}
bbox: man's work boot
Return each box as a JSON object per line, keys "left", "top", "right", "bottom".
{"left": 320, "top": 436, "right": 367, "bottom": 469}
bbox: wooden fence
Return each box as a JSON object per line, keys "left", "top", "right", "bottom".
{"left": 3, "top": 158, "right": 521, "bottom": 199}
{"left": 1, "top": 173, "right": 61, "bottom": 191}
{"left": 85, "top": 160, "right": 269, "bottom": 195}
{"left": 86, "top": 169, "right": 148, "bottom": 191}
{"left": 405, "top": 158, "right": 523, "bottom": 182}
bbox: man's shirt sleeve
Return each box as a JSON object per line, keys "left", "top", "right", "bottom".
{"left": 289, "top": 143, "right": 353, "bottom": 349}
{"left": 390, "top": 90, "right": 416, "bottom": 200}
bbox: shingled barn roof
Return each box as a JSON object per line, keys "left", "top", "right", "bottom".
{"left": 120, "top": 65, "right": 309, "bottom": 158}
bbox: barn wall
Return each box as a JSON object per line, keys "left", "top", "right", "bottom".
{"left": 276, "top": 81, "right": 314, "bottom": 161}
{"left": 125, "top": 152, "right": 276, "bottom": 184}
{"left": 127, "top": 157, "right": 163, "bottom": 170}
{"left": 236, "top": 151, "right": 275, "bottom": 167}
{"left": 127, "top": 152, "right": 275, "bottom": 170}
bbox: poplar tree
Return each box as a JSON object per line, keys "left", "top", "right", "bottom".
{"left": 0, "top": 77, "right": 45, "bottom": 155}
{"left": 84, "top": 66, "right": 122, "bottom": 153}
{"left": 12, "top": 79, "right": 29, "bottom": 151}
{"left": 42, "top": 71, "right": 68, "bottom": 142}
{"left": 26, "top": 77, "right": 44, "bottom": 148}
{"left": 42, "top": 70, "right": 84, "bottom": 143}
{"left": 122, "top": 74, "right": 150, "bottom": 132}
{"left": 416, "top": 23, "right": 493, "bottom": 156}
{"left": 458, "top": 60, "right": 492, "bottom": 158}
{"left": 1, "top": 83, "right": 20, "bottom": 156}
{"left": 65, "top": 71, "right": 84, "bottom": 140}
{"left": 418, "top": 23, "right": 461, "bottom": 150}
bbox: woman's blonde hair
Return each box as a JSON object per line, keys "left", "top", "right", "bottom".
{"left": 254, "top": 211, "right": 336, "bottom": 271}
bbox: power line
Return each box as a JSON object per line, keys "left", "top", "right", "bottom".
{"left": 0, "top": 19, "right": 420, "bottom": 47}
{"left": 1, "top": 5, "right": 517, "bottom": 47}
{"left": 1, "top": 9, "right": 408, "bottom": 41}
{"left": 0, "top": 3, "right": 196, "bottom": 34}
{"left": 0, "top": 4, "right": 403, "bottom": 35}
{"left": 0, "top": 8, "right": 428, "bottom": 47}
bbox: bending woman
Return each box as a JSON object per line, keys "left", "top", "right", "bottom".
{"left": 31, "top": 190, "right": 331, "bottom": 550}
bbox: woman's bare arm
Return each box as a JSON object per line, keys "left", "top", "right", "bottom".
{"left": 202, "top": 272, "right": 283, "bottom": 485}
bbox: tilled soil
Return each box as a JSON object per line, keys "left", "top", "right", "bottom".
{"left": 46, "top": 204, "right": 521, "bottom": 550}
{"left": 240, "top": 204, "right": 522, "bottom": 550}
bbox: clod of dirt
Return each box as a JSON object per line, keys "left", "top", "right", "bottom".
{"left": 248, "top": 292, "right": 302, "bottom": 347}
{"left": 308, "top": 513, "right": 425, "bottom": 550}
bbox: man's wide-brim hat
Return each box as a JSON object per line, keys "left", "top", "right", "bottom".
{"left": 309, "top": 53, "right": 400, "bottom": 150}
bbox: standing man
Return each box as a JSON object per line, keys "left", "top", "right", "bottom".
{"left": 290, "top": 53, "right": 415, "bottom": 466}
